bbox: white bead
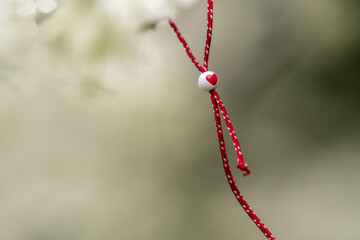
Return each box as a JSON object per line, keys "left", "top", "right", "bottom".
{"left": 198, "top": 71, "right": 219, "bottom": 91}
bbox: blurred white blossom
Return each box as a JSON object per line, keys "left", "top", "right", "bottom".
{"left": 14, "top": 0, "right": 58, "bottom": 16}
{"left": 104, "top": 0, "right": 197, "bottom": 27}
{"left": 0, "top": 0, "right": 198, "bottom": 95}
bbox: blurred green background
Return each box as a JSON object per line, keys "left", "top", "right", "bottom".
{"left": 1, "top": 0, "right": 360, "bottom": 239}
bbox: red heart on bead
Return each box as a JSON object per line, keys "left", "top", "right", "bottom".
{"left": 206, "top": 74, "right": 218, "bottom": 85}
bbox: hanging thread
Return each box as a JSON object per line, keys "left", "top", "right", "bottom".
{"left": 168, "top": 1, "right": 275, "bottom": 239}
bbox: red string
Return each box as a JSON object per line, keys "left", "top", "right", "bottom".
{"left": 168, "top": 1, "right": 275, "bottom": 239}
{"left": 210, "top": 90, "right": 274, "bottom": 240}
{"left": 203, "top": 0, "right": 214, "bottom": 71}
{"left": 169, "top": 18, "right": 205, "bottom": 73}
{"left": 211, "top": 90, "right": 251, "bottom": 176}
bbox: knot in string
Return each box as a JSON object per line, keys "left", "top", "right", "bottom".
{"left": 237, "top": 162, "right": 251, "bottom": 176}
{"left": 168, "top": 1, "right": 275, "bottom": 239}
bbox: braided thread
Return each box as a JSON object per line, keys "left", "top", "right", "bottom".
{"left": 169, "top": 18, "right": 205, "bottom": 73}
{"left": 210, "top": 90, "right": 275, "bottom": 240}
{"left": 203, "top": 0, "right": 214, "bottom": 71}
{"left": 212, "top": 90, "right": 251, "bottom": 176}
{"left": 168, "top": 1, "right": 276, "bottom": 239}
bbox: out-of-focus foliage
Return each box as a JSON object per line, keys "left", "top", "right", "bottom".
{"left": 0, "top": 0, "right": 359, "bottom": 240}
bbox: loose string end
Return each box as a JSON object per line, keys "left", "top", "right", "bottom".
{"left": 209, "top": 90, "right": 275, "bottom": 239}
{"left": 237, "top": 162, "right": 251, "bottom": 176}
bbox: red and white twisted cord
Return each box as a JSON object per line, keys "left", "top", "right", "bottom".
{"left": 169, "top": 19, "right": 205, "bottom": 73}
{"left": 168, "top": 1, "right": 275, "bottom": 239}
{"left": 211, "top": 90, "right": 251, "bottom": 176}
{"left": 210, "top": 90, "right": 274, "bottom": 240}
{"left": 203, "top": 0, "right": 214, "bottom": 71}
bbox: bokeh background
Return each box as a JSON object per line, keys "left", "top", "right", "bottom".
{"left": 1, "top": 0, "right": 360, "bottom": 239}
